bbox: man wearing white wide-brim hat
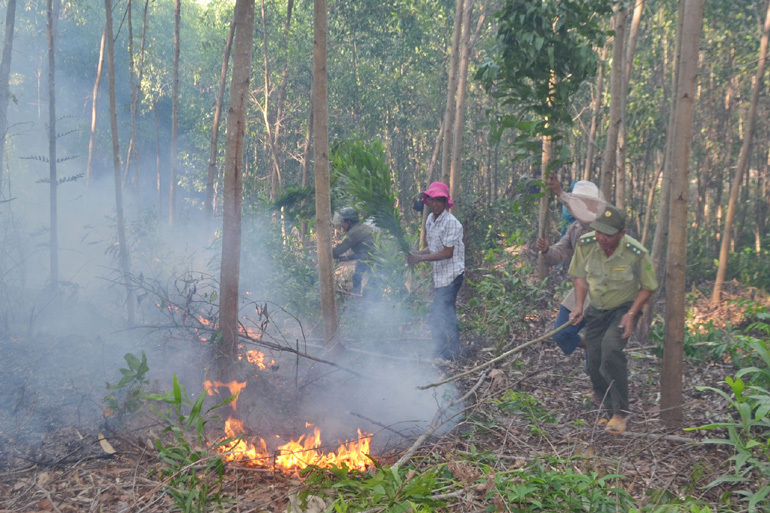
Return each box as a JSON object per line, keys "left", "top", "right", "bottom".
{"left": 536, "top": 176, "right": 605, "bottom": 355}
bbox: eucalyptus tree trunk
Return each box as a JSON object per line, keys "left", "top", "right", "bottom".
{"left": 313, "top": 0, "right": 338, "bottom": 344}
{"left": 299, "top": 101, "right": 312, "bottom": 243}
{"left": 638, "top": 0, "right": 686, "bottom": 344}
{"left": 537, "top": 133, "right": 552, "bottom": 280}
{"left": 449, "top": 0, "right": 473, "bottom": 202}
{"left": 205, "top": 14, "right": 235, "bottom": 223}
{"left": 599, "top": 6, "right": 627, "bottom": 199}
{"left": 154, "top": 99, "right": 161, "bottom": 215}
{"left": 168, "top": 0, "right": 180, "bottom": 225}
{"left": 712, "top": 0, "right": 770, "bottom": 306}
{"left": 123, "top": 0, "right": 137, "bottom": 196}
{"left": 47, "top": 0, "right": 58, "bottom": 290}
{"left": 218, "top": 0, "right": 255, "bottom": 373}
{"left": 583, "top": 44, "right": 607, "bottom": 181}
{"left": 105, "top": 0, "right": 135, "bottom": 324}
{"left": 0, "top": 0, "right": 17, "bottom": 198}
{"left": 85, "top": 25, "right": 105, "bottom": 192}
{"left": 440, "top": 0, "right": 464, "bottom": 183}
{"left": 661, "top": 0, "right": 705, "bottom": 429}
{"left": 261, "top": 0, "right": 282, "bottom": 202}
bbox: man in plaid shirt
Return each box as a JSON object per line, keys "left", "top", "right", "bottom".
{"left": 407, "top": 182, "right": 465, "bottom": 361}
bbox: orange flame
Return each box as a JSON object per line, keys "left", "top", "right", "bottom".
{"left": 215, "top": 419, "right": 373, "bottom": 472}
{"left": 237, "top": 347, "right": 275, "bottom": 370}
{"left": 204, "top": 380, "right": 247, "bottom": 411}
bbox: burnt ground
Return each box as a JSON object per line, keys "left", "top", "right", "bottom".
{"left": 0, "top": 280, "right": 766, "bottom": 512}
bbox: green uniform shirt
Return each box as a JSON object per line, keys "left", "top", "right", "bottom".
{"left": 332, "top": 222, "right": 375, "bottom": 262}
{"left": 568, "top": 232, "right": 658, "bottom": 310}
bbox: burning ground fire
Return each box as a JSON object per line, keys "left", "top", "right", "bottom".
{"left": 204, "top": 380, "right": 373, "bottom": 472}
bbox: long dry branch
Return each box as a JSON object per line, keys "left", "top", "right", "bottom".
{"left": 417, "top": 321, "right": 572, "bottom": 390}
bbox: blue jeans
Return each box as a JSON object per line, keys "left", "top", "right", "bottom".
{"left": 430, "top": 273, "right": 463, "bottom": 360}
{"left": 553, "top": 305, "right": 586, "bottom": 355}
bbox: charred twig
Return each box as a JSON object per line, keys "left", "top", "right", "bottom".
{"left": 418, "top": 322, "right": 572, "bottom": 390}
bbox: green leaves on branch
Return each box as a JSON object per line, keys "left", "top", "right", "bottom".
{"left": 476, "top": 0, "right": 612, "bottom": 158}
{"left": 331, "top": 137, "right": 411, "bottom": 254}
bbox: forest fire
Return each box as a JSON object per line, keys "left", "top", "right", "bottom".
{"left": 237, "top": 347, "right": 274, "bottom": 369}
{"left": 205, "top": 381, "right": 373, "bottom": 472}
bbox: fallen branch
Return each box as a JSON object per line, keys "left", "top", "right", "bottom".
{"left": 418, "top": 322, "right": 572, "bottom": 390}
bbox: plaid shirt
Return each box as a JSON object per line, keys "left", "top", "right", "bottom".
{"left": 426, "top": 210, "right": 465, "bottom": 287}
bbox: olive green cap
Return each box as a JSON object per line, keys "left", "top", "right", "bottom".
{"left": 590, "top": 205, "right": 626, "bottom": 235}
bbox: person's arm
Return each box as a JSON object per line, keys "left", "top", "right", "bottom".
{"left": 569, "top": 277, "right": 589, "bottom": 325}
{"left": 407, "top": 246, "right": 454, "bottom": 265}
{"left": 618, "top": 288, "right": 654, "bottom": 339}
{"left": 332, "top": 236, "right": 354, "bottom": 259}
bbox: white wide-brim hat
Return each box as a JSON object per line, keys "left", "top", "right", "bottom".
{"left": 560, "top": 181, "right": 605, "bottom": 224}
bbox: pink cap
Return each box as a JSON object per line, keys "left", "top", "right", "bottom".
{"left": 422, "top": 181, "right": 454, "bottom": 208}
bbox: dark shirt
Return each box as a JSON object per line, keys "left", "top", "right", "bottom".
{"left": 332, "top": 223, "right": 375, "bottom": 262}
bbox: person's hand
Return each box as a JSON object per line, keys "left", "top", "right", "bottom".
{"left": 546, "top": 174, "right": 563, "bottom": 196}
{"left": 535, "top": 237, "right": 549, "bottom": 253}
{"left": 618, "top": 311, "right": 636, "bottom": 339}
{"left": 569, "top": 307, "right": 584, "bottom": 325}
{"left": 406, "top": 254, "right": 419, "bottom": 266}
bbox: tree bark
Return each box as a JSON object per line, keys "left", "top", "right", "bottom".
{"left": 661, "top": 0, "right": 705, "bottom": 429}
{"left": 47, "top": 0, "right": 58, "bottom": 290}
{"left": 85, "top": 26, "right": 106, "bottom": 193}
{"left": 583, "top": 44, "right": 607, "bottom": 182}
{"left": 260, "top": 0, "right": 283, "bottom": 202}
{"left": 105, "top": 0, "right": 135, "bottom": 324}
{"left": 218, "top": 0, "right": 255, "bottom": 373}
{"left": 712, "top": 0, "right": 770, "bottom": 306}
{"left": 313, "top": 0, "right": 338, "bottom": 344}
{"left": 599, "top": 6, "right": 627, "bottom": 199}
{"left": 168, "top": 0, "right": 180, "bottom": 225}
{"left": 0, "top": 0, "right": 17, "bottom": 199}
{"left": 205, "top": 13, "right": 235, "bottom": 223}
{"left": 448, "top": 0, "right": 473, "bottom": 202}
{"left": 440, "top": 0, "right": 464, "bottom": 183}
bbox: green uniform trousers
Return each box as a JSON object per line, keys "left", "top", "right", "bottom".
{"left": 583, "top": 302, "right": 634, "bottom": 416}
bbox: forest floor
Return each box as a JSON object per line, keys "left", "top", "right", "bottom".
{"left": 0, "top": 280, "right": 766, "bottom": 512}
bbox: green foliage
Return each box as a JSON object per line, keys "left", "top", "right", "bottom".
{"left": 300, "top": 460, "right": 445, "bottom": 512}
{"left": 648, "top": 320, "right": 743, "bottom": 366}
{"left": 144, "top": 375, "right": 237, "bottom": 513}
{"left": 331, "top": 137, "right": 411, "bottom": 254}
{"left": 493, "top": 389, "right": 557, "bottom": 425}
{"left": 466, "top": 233, "right": 545, "bottom": 351}
{"left": 477, "top": 0, "right": 612, "bottom": 165}
{"left": 487, "top": 456, "right": 635, "bottom": 512}
{"left": 687, "top": 373, "right": 770, "bottom": 512}
{"left": 104, "top": 352, "right": 150, "bottom": 421}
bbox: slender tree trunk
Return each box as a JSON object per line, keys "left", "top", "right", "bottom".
{"left": 420, "top": 120, "right": 445, "bottom": 249}
{"left": 154, "top": 99, "right": 162, "bottom": 215}
{"left": 583, "top": 44, "right": 608, "bottom": 181}
{"left": 314, "top": 0, "right": 338, "bottom": 344}
{"left": 0, "top": 0, "right": 17, "bottom": 199}
{"left": 205, "top": 14, "right": 235, "bottom": 222}
{"left": 448, "top": 0, "right": 473, "bottom": 202}
{"left": 299, "top": 99, "right": 313, "bottom": 243}
{"left": 712, "top": 0, "right": 770, "bottom": 306}
{"left": 661, "top": 0, "right": 704, "bottom": 429}
{"left": 47, "top": 0, "right": 58, "bottom": 290}
{"left": 105, "top": 0, "right": 135, "bottom": 324}
{"left": 273, "top": 0, "right": 294, "bottom": 147}
{"left": 85, "top": 25, "right": 106, "bottom": 192}
{"left": 640, "top": 167, "right": 662, "bottom": 246}
{"left": 261, "top": 0, "right": 282, "bottom": 202}
{"left": 123, "top": 0, "right": 136, "bottom": 195}
{"left": 537, "top": 132, "right": 552, "bottom": 279}
{"left": 169, "top": 0, "right": 180, "bottom": 225}
{"left": 440, "top": 0, "right": 464, "bottom": 183}
{"left": 600, "top": 6, "right": 627, "bottom": 199}
{"left": 638, "top": 0, "right": 686, "bottom": 344}
{"left": 218, "top": 0, "right": 255, "bottom": 373}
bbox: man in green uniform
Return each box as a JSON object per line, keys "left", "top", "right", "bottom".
{"left": 568, "top": 205, "right": 658, "bottom": 434}
{"left": 332, "top": 207, "right": 377, "bottom": 296}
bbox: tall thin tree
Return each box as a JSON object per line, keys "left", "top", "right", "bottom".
{"left": 46, "top": 0, "right": 58, "bottom": 290}
{"left": 0, "top": 0, "right": 17, "bottom": 198}
{"left": 313, "top": 0, "right": 337, "bottom": 344}
{"left": 712, "top": 0, "right": 770, "bottom": 306}
{"left": 218, "top": 0, "right": 255, "bottom": 373}
{"left": 661, "top": 0, "right": 705, "bottom": 428}
{"left": 599, "top": 6, "right": 627, "bottom": 199}
{"left": 168, "top": 0, "right": 180, "bottom": 224}
{"left": 105, "top": 0, "right": 135, "bottom": 324}
{"left": 205, "top": 13, "right": 235, "bottom": 223}
{"left": 85, "top": 25, "right": 106, "bottom": 192}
